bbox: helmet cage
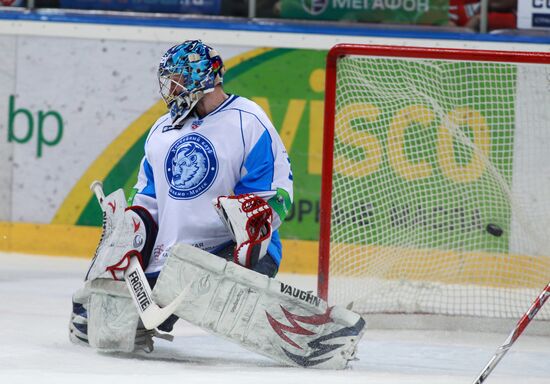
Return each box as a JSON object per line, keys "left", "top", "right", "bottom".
{"left": 158, "top": 40, "right": 224, "bottom": 126}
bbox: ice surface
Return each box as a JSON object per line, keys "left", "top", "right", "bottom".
{"left": 1, "top": 252, "right": 550, "bottom": 384}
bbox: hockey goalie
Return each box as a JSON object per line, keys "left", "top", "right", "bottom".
{"left": 68, "top": 40, "right": 366, "bottom": 369}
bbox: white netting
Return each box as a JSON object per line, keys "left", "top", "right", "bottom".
{"left": 326, "top": 52, "right": 550, "bottom": 320}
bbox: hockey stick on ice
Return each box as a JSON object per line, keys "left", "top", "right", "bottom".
{"left": 90, "top": 181, "right": 189, "bottom": 330}
{"left": 472, "top": 281, "right": 550, "bottom": 383}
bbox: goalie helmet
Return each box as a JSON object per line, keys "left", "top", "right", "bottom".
{"left": 158, "top": 40, "right": 225, "bottom": 126}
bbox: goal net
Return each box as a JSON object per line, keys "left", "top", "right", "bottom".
{"left": 318, "top": 44, "right": 550, "bottom": 322}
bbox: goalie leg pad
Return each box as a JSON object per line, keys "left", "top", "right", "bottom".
{"left": 87, "top": 279, "right": 140, "bottom": 353}
{"left": 69, "top": 280, "right": 140, "bottom": 352}
{"left": 152, "top": 244, "right": 366, "bottom": 369}
{"left": 69, "top": 283, "right": 92, "bottom": 346}
{"left": 85, "top": 278, "right": 174, "bottom": 352}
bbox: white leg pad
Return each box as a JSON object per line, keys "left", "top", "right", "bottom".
{"left": 88, "top": 279, "right": 140, "bottom": 353}
{"left": 152, "top": 243, "right": 366, "bottom": 369}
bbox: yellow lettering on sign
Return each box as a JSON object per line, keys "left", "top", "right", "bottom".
{"left": 334, "top": 103, "right": 382, "bottom": 178}
{"left": 308, "top": 100, "right": 324, "bottom": 175}
{"left": 437, "top": 107, "right": 490, "bottom": 183}
{"left": 388, "top": 105, "right": 434, "bottom": 180}
{"left": 308, "top": 68, "right": 325, "bottom": 175}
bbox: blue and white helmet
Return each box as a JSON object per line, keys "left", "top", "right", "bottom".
{"left": 158, "top": 40, "right": 225, "bottom": 126}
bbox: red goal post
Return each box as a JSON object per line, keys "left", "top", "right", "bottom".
{"left": 318, "top": 44, "right": 550, "bottom": 322}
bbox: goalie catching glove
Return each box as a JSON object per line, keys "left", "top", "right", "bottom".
{"left": 213, "top": 194, "right": 273, "bottom": 268}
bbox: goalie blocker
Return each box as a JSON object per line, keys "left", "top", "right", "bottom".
{"left": 152, "top": 243, "right": 366, "bottom": 369}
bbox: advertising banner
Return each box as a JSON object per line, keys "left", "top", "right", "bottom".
{"left": 518, "top": 0, "right": 550, "bottom": 29}
{"left": 59, "top": 0, "right": 221, "bottom": 14}
{"left": 59, "top": 47, "right": 329, "bottom": 245}
{"left": 0, "top": 37, "right": 329, "bottom": 270}
{"left": 331, "top": 58, "right": 515, "bottom": 255}
{"left": 1, "top": 32, "right": 550, "bottom": 274}
{"left": 280, "top": 0, "right": 449, "bottom": 25}
{"left": 0, "top": 35, "right": 15, "bottom": 221}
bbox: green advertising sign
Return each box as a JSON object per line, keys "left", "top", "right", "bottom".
{"left": 330, "top": 57, "right": 515, "bottom": 253}
{"left": 280, "top": 0, "right": 450, "bottom": 25}
{"left": 75, "top": 48, "right": 515, "bottom": 255}
{"left": 76, "top": 49, "right": 328, "bottom": 243}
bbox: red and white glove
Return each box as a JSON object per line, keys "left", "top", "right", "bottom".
{"left": 213, "top": 194, "right": 273, "bottom": 268}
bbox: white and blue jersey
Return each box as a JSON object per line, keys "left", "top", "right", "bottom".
{"left": 132, "top": 95, "right": 293, "bottom": 276}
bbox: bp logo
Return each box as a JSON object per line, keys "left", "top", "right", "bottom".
{"left": 165, "top": 133, "right": 218, "bottom": 200}
{"left": 302, "top": 0, "right": 328, "bottom": 15}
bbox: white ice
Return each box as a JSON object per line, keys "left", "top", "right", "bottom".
{"left": 1, "top": 252, "right": 550, "bottom": 384}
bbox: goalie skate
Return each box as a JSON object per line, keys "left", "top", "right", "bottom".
{"left": 152, "top": 243, "right": 366, "bottom": 369}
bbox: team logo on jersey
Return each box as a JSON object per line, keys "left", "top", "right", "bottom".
{"left": 165, "top": 133, "right": 218, "bottom": 199}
